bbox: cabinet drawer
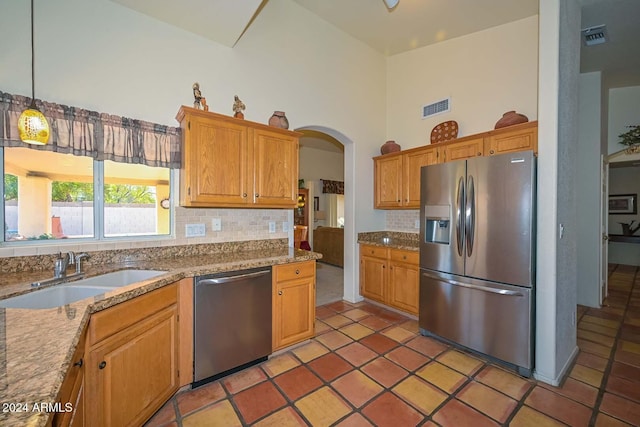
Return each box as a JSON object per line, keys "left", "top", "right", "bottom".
{"left": 360, "top": 245, "right": 389, "bottom": 259}
{"left": 88, "top": 284, "right": 177, "bottom": 345}
{"left": 390, "top": 249, "right": 419, "bottom": 265}
{"left": 274, "top": 261, "right": 315, "bottom": 282}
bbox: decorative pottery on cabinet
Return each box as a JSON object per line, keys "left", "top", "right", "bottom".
{"left": 494, "top": 111, "right": 528, "bottom": 129}
{"left": 269, "top": 111, "right": 289, "bottom": 129}
{"left": 380, "top": 140, "right": 401, "bottom": 155}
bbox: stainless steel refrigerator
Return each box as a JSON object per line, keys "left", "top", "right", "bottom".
{"left": 419, "top": 150, "right": 535, "bottom": 377}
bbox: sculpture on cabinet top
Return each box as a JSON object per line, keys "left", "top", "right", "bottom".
{"left": 192, "top": 82, "right": 204, "bottom": 110}
{"left": 233, "top": 95, "right": 246, "bottom": 119}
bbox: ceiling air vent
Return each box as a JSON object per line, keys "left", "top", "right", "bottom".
{"left": 422, "top": 98, "right": 450, "bottom": 119}
{"left": 581, "top": 25, "right": 607, "bottom": 46}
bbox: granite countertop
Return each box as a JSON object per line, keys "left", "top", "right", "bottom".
{"left": 0, "top": 246, "right": 321, "bottom": 427}
{"left": 357, "top": 231, "right": 419, "bottom": 251}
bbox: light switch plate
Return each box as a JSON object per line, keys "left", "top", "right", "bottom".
{"left": 212, "top": 218, "right": 222, "bottom": 231}
{"left": 185, "top": 223, "right": 206, "bottom": 237}
{"left": 269, "top": 222, "right": 276, "bottom": 233}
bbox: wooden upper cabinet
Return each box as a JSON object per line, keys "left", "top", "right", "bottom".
{"left": 176, "top": 106, "right": 300, "bottom": 208}
{"left": 374, "top": 146, "right": 438, "bottom": 209}
{"left": 253, "top": 128, "right": 298, "bottom": 207}
{"left": 484, "top": 121, "right": 538, "bottom": 156}
{"left": 403, "top": 146, "right": 438, "bottom": 208}
{"left": 374, "top": 154, "right": 403, "bottom": 208}
{"left": 440, "top": 137, "right": 484, "bottom": 163}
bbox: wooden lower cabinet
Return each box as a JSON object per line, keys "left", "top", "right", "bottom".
{"left": 52, "top": 330, "right": 85, "bottom": 427}
{"left": 359, "top": 244, "right": 419, "bottom": 315}
{"left": 84, "top": 284, "right": 179, "bottom": 427}
{"left": 273, "top": 260, "right": 316, "bottom": 351}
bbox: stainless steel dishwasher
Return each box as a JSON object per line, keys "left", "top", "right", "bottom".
{"left": 193, "top": 267, "right": 272, "bottom": 387}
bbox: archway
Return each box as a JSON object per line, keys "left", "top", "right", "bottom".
{"left": 294, "top": 125, "right": 359, "bottom": 303}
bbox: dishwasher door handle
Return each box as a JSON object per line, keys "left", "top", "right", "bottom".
{"left": 197, "top": 269, "right": 271, "bottom": 285}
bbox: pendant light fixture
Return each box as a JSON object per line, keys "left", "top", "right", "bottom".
{"left": 18, "top": 0, "right": 50, "bottom": 145}
{"left": 383, "top": 0, "right": 399, "bottom": 10}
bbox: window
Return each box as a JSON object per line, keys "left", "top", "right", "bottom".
{"left": 2, "top": 147, "right": 172, "bottom": 243}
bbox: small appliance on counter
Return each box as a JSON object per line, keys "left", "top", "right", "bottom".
{"left": 419, "top": 150, "right": 536, "bottom": 377}
{"left": 193, "top": 267, "right": 272, "bottom": 387}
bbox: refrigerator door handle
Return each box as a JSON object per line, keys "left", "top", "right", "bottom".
{"left": 465, "top": 175, "right": 475, "bottom": 257}
{"left": 456, "top": 176, "right": 465, "bottom": 257}
{"left": 421, "top": 271, "right": 524, "bottom": 296}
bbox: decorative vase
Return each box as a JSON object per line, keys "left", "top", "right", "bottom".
{"left": 380, "top": 140, "right": 401, "bottom": 155}
{"left": 269, "top": 111, "right": 289, "bottom": 129}
{"left": 494, "top": 111, "right": 529, "bottom": 129}
{"left": 234, "top": 111, "right": 244, "bottom": 119}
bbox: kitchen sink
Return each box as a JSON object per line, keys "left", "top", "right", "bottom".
{"left": 66, "top": 269, "right": 167, "bottom": 288}
{"left": 0, "top": 269, "right": 167, "bottom": 310}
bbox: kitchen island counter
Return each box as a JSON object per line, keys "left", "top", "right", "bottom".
{"left": 0, "top": 243, "right": 320, "bottom": 427}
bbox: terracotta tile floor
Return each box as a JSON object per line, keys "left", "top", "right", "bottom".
{"left": 146, "top": 264, "right": 640, "bottom": 426}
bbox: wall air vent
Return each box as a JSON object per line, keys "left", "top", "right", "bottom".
{"left": 422, "top": 98, "right": 450, "bottom": 119}
{"left": 581, "top": 25, "right": 607, "bottom": 46}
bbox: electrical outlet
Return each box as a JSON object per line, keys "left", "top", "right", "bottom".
{"left": 212, "top": 218, "right": 222, "bottom": 231}
{"left": 282, "top": 221, "right": 289, "bottom": 232}
{"left": 185, "top": 223, "right": 206, "bottom": 237}
{"left": 269, "top": 222, "right": 276, "bottom": 233}
{"left": 415, "top": 219, "right": 421, "bottom": 229}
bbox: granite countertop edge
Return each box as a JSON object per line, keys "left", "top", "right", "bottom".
{"left": 0, "top": 248, "right": 321, "bottom": 427}
{"left": 357, "top": 231, "right": 419, "bottom": 251}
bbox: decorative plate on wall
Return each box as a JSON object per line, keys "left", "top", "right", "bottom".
{"left": 430, "top": 120, "right": 458, "bottom": 144}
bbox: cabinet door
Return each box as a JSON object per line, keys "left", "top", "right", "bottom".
{"left": 253, "top": 128, "right": 298, "bottom": 207}
{"left": 182, "top": 115, "right": 250, "bottom": 206}
{"left": 273, "top": 276, "right": 315, "bottom": 350}
{"left": 374, "top": 154, "right": 403, "bottom": 208}
{"left": 388, "top": 261, "right": 420, "bottom": 315}
{"left": 403, "top": 147, "right": 439, "bottom": 208}
{"left": 86, "top": 305, "right": 178, "bottom": 427}
{"left": 360, "top": 255, "right": 387, "bottom": 303}
{"left": 485, "top": 125, "right": 537, "bottom": 156}
{"left": 441, "top": 137, "right": 484, "bottom": 163}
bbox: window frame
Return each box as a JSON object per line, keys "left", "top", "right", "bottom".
{"left": 1, "top": 148, "right": 176, "bottom": 245}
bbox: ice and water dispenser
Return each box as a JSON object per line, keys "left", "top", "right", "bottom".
{"left": 423, "top": 205, "right": 451, "bottom": 244}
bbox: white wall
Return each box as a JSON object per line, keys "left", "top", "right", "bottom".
{"left": 576, "top": 72, "right": 603, "bottom": 307}
{"left": 386, "top": 16, "right": 539, "bottom": 149}
{"left": 608, "top": 86, "right": 640, "bottom": 154}
{"left": 299, "top": 147, "right": 344, "bottom": 182}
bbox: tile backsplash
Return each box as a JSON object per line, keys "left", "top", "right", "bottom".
{"left": 386, "top": 210, "right": 420, "bottom": 233}
{"left": 0, "top": 208, "right": 292, "bottom": 259}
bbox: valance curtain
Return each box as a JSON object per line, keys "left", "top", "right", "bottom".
{"left": 0, "top": 91, "right": 181, "bottom": 169}
{"left": 322, "top": 179, "right": 344, "bottom": 194}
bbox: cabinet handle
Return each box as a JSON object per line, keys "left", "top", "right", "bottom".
{"left": 397, "top": 199, "right": 401, "bottom": 202}
{"left": 295, "top": 269, "right": 300, "bottom": 274}
{"left": 278, "top": 290, "right": 283, "bottom": 295}
{"left": 382, "top": 265, "right": 385, "bottom": 269}
{"left": 243, "top": 193, "right": 247, "bottom": 198}
{"left": 477, "top": 152, "right": 482, "bottom": 156}
{"left": 255, "top": 193, "right": 260, "bottom": 198}
{"left": 74, "top": 358, "right": 83, "bottom": 368}
{"left": 403, "top": 255, "right": 406, "bottom": 260}
{"left": 490, "top": 149, "right": 495, "bottom": 154}
{"left": 99, "top": 361, "right": 107, "bottom": 369}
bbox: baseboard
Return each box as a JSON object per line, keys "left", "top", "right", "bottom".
{"left": 533, "top": 345, "right": 579, "bottom": 386}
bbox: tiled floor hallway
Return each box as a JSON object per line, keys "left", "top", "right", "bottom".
{"left": 147, "top": 264, "right": 640, "bottom": 426}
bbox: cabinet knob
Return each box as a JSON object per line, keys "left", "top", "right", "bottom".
{"left": 477, "top": 152, "right": 482, "bottom": 156}
{"left": 243, "top": 193, "right": 247, "bottom": 198}
{"left": 295, "top": 269, "right": 300, "bottom": 275}
{"left": 490, "top": 149, "right": 495, "bottom": 155}
{"left": 74, "top": 358, "right": 83, "bottom": 368}
{"left": 382, "top": 265, "right": 385, "bottom": 269}
{"left": 397, "top": 199, "right": 401, "bottom": 203}
{"left": 99, "top": 361, "right": 107, "bottom": 369}
{"left": 255, "top": 194, "right": 260, "bottom": 198}
{"left": 403, "top": 255, "right": 407, "bottom": 260}
{"left": 278, "top": 290, "right": 283, "bottom": 295}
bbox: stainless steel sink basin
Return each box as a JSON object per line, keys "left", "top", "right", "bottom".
{"left": 0, "top": 269, "right": 167, "bottom": 310}
{"left": 0, "top": 285, "right": 112, "bottom": 309}
{"left": 67, "top": 269, "right": 167, "bottom": 288}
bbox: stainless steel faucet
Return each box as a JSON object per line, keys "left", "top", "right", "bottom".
{"left": 74, "top": 253, "right": 91, "bottom": 274}
{"left": 54, "top": 252, "right": 73, "bottom": 278}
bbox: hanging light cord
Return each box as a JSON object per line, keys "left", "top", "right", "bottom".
{"left": 29, "top": 0, "right": 37, "bottom": 109}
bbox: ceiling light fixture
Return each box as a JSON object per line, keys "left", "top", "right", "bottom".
{"left": 18, "top": 0, "right": 50, "bottom": 145}
{"left": 383, "top": 0, "right": 399, "bottom": 11}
